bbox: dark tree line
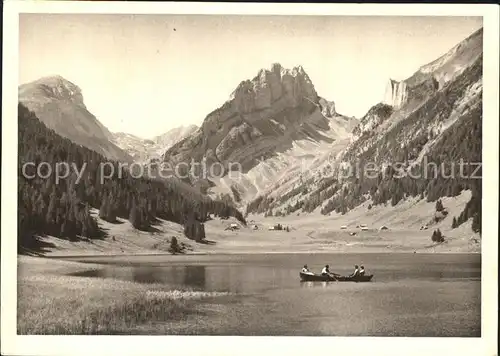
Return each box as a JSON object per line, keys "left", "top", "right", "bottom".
{"left": 246, "top": 196, "right": 275, "bottom": 215}
{"left": 18, "top": 104, "right": 245, "bottom": 251}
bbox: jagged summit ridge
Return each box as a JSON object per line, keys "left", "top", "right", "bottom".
{"left": 162, "top": 61, "right": 356, "bottom": 203}
{"left": 163, "top": 62, "right": 332, "bottom": 167}
{"left": 228, "top": 63, "right": 318, "bottom": 113}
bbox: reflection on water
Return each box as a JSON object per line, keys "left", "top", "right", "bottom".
{"left": 132, "top": 267, "right": 166, "bottom": 284}
{"left": 72, "top": 265, "right": 209, "bottom": 290}
{"left": 71, "top": 255, "right": 480, "bottom": 292}
{"left": 184, "top": 266, "right": 206, "bottom": 288}
{"left": 67, "top": 253, "right": 481, "bottom": 336}
{"left": 300, "top": 281, "right": 333, "bottom": 289}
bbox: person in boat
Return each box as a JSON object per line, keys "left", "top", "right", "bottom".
{"left": 301, "top": 265, "right": 313, "bottom": 274}
{"left": 359, "top": 265, "right": 365, "bottom": 276}
{"left": 321, "top": 265, "right": 338, "bottom": 279}
{"left": 350, "top": 265, "right": 360, "bottom": 278}
{"left": 321, "top": 264, "right": 331, "bottom": 276}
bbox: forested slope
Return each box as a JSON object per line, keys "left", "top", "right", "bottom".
{"left": 18, "top": 104, "right": 245, "bottom": 251}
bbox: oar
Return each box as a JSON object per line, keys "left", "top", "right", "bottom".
{"left": 328, "top": 265, "right": 342, "bottom": 277}
{"left": 328, "top": 272, "right": 341, "bottom": 280}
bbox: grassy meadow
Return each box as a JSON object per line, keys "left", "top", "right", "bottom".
{"left": 17, "top": 256, "right": 230, "bottom": 334}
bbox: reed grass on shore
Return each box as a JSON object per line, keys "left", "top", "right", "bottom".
{"left": 17, "top": 256, "right": 230, "bottom": 334}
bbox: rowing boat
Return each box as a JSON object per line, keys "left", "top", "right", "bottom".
{"left": 299, "top": 272, "right": 373, "bottom": 282}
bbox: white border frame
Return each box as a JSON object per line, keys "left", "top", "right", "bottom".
{"left": 2, "top": 2, "right": 498, "bottom": 356}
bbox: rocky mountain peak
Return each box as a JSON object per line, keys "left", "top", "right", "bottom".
{"left": 229, "top": 63, "right": 318, "bottom": 113}
{"left": 270, "top": 62, "right": 283, "bottom": 74}
{"left": 18, "top": 75, "right": 133, "bottom": 162}
{"left": 318, "top": 97, "right": 336, "bottom": 117}
{"left": 162, "top": 62, "right": 352, "bottom": 195}
{"left": 19, "top": 75, "right": 85, "bottom": 108}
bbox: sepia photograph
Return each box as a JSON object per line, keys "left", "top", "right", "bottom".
{"left": 1, "top": 2, "right": 498, "bottom": 356}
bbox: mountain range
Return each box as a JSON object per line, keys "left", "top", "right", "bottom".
{"left": 162, "top": 63, "right": 358, "bottom": 201}
{"left": 18, "top": 27, "right": 483, "bottom": 243}
{"left": 245, "top": 27, "right": 482, "bottom": 235}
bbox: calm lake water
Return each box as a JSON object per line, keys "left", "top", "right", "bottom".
{"left": 68, "top": 253, "right": 481, "bottom": 336}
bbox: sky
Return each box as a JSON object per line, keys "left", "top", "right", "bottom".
{"left": 19, "top": 14, "right": 482, "bottom": 139}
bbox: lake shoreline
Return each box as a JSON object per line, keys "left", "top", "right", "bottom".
{"left": 17, "top": 253, "right": 481, "bottom": 336}
{"left": 24, "top": 230, "right": 481, "bottom": 259}
{"left": 25, "top": 210, "right": 480, "bottom": 257}
{"left": 26, "top": 248, "right": 481, "bottom": 261}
